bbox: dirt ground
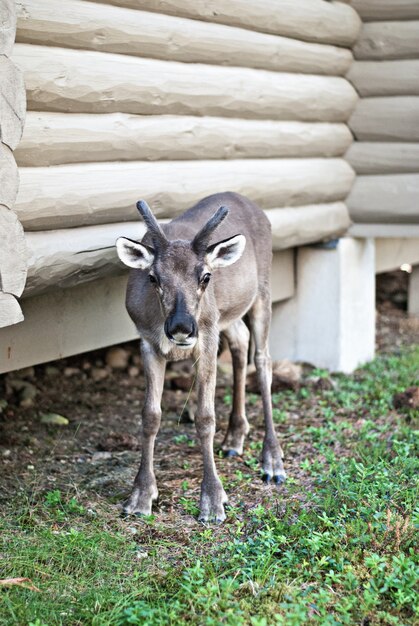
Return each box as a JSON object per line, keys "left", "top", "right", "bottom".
{"left": 0, "top": 270, "right": 418, "bottom": 518}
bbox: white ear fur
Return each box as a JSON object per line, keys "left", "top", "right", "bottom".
{"left": 206, "top": 234, "right": 246, "bottom": 269}
{"left": 116, "top": 237, "right": 155, "bottom": 269}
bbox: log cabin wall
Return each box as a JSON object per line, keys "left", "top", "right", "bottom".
{"left": 1, "top": 0, "right": 362, "bottom": 371}
{"left": 346, "top": 0, "right": 419, "bottom": 230}
{"left": 11, "top": 0, "right": 360, "bottom": 299}
{"left": 0, "top": 0, "right": 27, "bottom": 328}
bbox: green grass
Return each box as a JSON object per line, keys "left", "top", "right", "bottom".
{"left": 1, "top": 347, "right": 418, "bottom": 626}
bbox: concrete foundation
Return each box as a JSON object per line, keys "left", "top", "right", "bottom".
{"left": 270, "top": 237, "right": 376, "bottom": 373}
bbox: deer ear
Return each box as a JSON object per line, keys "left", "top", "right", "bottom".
{"left": 205, "top": 234, "right": 246, "bottom": 269}
{"left": 116, "top": 237, "right": 155, "bottom": 269}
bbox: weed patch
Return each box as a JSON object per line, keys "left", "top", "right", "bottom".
{"left": 1, "top": 347, "right": 418, "bottom": 625}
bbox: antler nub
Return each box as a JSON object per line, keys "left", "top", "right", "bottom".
{"left": 192, "top": 205, "right": 229, "bottom": 255}
{"left": 136, "top": 200, "right": 168, "bottom": 245}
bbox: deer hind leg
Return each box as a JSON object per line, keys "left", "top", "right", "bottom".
{"left": 221, "top": 319, "right": 250, "bottom": 457}
{"left": 248, "top": 295, "right": 286, "bottom": 485}
{"left": 123, "top": 340, "right": 166, "bottom": 516}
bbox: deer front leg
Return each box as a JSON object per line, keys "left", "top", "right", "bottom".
{"left": 195, "top": 343, "right": 228, "bottom": 523}
{"left": 123, "top": 340, "right": 166, "bottom": 516}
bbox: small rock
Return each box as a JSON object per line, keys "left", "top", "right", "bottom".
{"left": 106, "top": 347, "right": 129, "bottom": 370}
{"left": 91, "top": 451, "right": 112, "bottom": 463}
{"left": 132, "top": 354, "right": 142, "bottom": 367}
{"left": 0, "top": 399, "right": 8, "bottom": 413}
{"left": 247, "top": 359, "right": 302, "bottom": 393}
{"left": 90, "top": 367, "right": 109, "bottom": 382}
{"left": 128, "top": 366, "right": 140, "bottom": 378}
{"left": 2, "top": 449, "right": 11, "bottom": 457}
{"left": 19, "top": 397, "right": 35, "bottom": 409}
{"left": 98, "top": 431, "right": 140, "bottom": 452}
{"left": 64, "top": 367, "right": 80, "bottom": 378}
{"left": 393, "top": 386, "right": 419, "bottom": 411}
{"left": 20, "top": 383, "right": 38, "bottom": 401}
{"left": 307, "top": 375, "right": 336, "bottom": 391}
{"left": 136, "top": 549, "right": 148, "bottom": 560}
{"left": 45, "top": 366, "right": 60, "bottom": 377}
{"left": 82, "top": 361, "right": 92, "bottom": 370}
{"left": 40, "top": 413, "right": 69, "bottom": 426}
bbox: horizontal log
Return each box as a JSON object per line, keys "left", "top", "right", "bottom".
{"left": 268, "top": 203, "right": 350, "bottom": 250}
{"left": 15, "top": 158, "right": 355, "bottom": 231}
{"left": 0, "top": 143, "right": 19, "bottom": 210}
{"left": 349, "top": 97, "right": 419, "bottom": 141}
{"left": 24, "top": 202, "right": 350, "bottom": 296}
{"left": 346, "top": 142, "right": 419, "bottom": 174}
{"left": 16, "top": 0, "right": 352, "bottom": 76}
{"left": 16, "top": 113, "right": 353, "bottom": 166}
{"left": 87, "top": 0, "right": 361, "bottom": 46}
{"left": 347, "top": 174, "right": 419, "bottom": 223}
{"left": 12, "top": 44, "right": 358, "bottom": 122}
{"left": 348, "top": 60, "right": 419, "bottom": 96}
{"left": 0, "top": 0, "right": 16, "bottom": 55}
{"left": 348, "top": 223, "right": 419, "bottom": 238}
{"left": 0, "top": 55, "right": 26, "bottom": 150}
{"left": 354, "top": 21, "right": 419, "bottom": 60}
{"left": 0, "top": 293, "right": 24, "bottom": 329}
{"left": 350, "top": 1, "right": 419, "bottom": 22}
{"left": 24, "top": 222, "right": 147, "bottom": 297}
{"left": 0, "top": 205, "right": 28, "bottom": 297}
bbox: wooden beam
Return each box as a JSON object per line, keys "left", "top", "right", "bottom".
{"left": 0, "top": 205, "right": 28, "bottom": 297}
{"left": 16, "top": 113, "right": 353, "bottom": 167}
{"left": 349, "top": 0, "right": 419, "bottom": 22}
{"left": 86, "top": 0, "right": 361, "bottom": 46}
{"left": 13, "top": 44, "right": 358, "bottom": 122}
{"left": 0, "top": 275, "right": 135, "bottom": 372}
{"left": 347, "top": 174, "right": 419, "bottom": 224}
{"left": 354, "top": 21, "right": 419, "bottom": 60}
{"left": 0, "top": 0, "right": 16, "bottom": 55}
{"left": 346, "top": 142, "right": 419, "bottom": 174}
{"left": 23, "top": 202, "right": 350, "bottom": 297}
{"left": 16, "top": 158, "right": 355, "bottom": 231}
{"left": 0, "top": 55, "right": 25, "bottom": 150}
{"left": 348, "top": 223, "right": 419, "bottom": 238}
{"left": 349, "top": 97, "right": 419, "bottom": 141}
{"left": 0, "top": 260, "right": 295, "bottom": 373}
{"left": 348, "top": 60, "right": 419, "bottom": 97}
{"left": 16, "top": 0, "right": 352, "bottom": 76}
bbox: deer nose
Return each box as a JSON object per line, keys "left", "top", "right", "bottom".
{"left": 165, "top": 314, "right": 196, "bottom": 341}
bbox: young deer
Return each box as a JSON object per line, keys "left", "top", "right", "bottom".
{"left": 116, "top": 192, "right": 285, "bottom": 522}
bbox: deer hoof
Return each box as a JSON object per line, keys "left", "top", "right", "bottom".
{"left": 262, "top": 471, "right": 286, "bottom": 485}
{"left": 198, "top": 507, "right": 226, "bottom": 525}
{"left": 121, "top": 486, "right": 157, "bottom": 517}
{"left": 273, "top": 474, "right": 286, "bottom": 486}
{"left": 223, "top": 449, "right": 239, "bottom": 458}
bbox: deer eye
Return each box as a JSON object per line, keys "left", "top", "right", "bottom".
{"left": 149, "top": 274, "right": 157, "bottom": 284}
{"left": 201, "top": 273, "right": 211, "bottom": 286}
